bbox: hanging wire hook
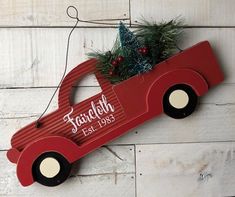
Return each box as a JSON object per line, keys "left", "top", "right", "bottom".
{"left": 67, "top": 5, "right": 126, "bottom": 26}
{"left": 66, "top": 6, "right": 79, "bottom": 20}
{"left": 35, "top": 6, "right": 80, "bottom": 128}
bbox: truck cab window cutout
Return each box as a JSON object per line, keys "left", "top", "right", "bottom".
{"left": 71, "top": 73, "right": 102, "bottom": 105}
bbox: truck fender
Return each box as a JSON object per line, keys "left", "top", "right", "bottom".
{"left": 16, "top": 136, "right": 80, "bottom": 186}
{"left": 147, "top": 68, "right": 208, "bottom": 114}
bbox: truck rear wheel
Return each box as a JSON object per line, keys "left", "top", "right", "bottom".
{"left": 32, "top": 152, "right": 71, "bottom": 186}
{"left": 163, "top": 84, "right": 198, "bottom": 119}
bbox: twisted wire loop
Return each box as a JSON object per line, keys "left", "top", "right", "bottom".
{"left": 66, "top": 6, "right": 127, "bottom": 25}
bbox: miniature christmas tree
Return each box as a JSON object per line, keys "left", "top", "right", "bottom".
{"left": 88, "top": 19, "right": 183, "bottom": 84}
{"left": 119, "top": 22, "right": 152, "bottom": 76}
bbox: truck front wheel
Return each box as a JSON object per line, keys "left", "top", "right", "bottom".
{"left": 163, "top": 84, "right": 198, "bottom": 119}
{"left": 32, "top": 152, "right": 72, "bottom": 186}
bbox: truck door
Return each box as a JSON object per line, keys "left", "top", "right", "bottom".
{"left": 58, "top": 59, "right": 126, "bottom": 144}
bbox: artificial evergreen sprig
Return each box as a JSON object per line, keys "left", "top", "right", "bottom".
{"left": 88, "top": 18, "right": 184, "bottom": 84}
{"left": 135, "top": 18, "right": 184, "bottom": 65}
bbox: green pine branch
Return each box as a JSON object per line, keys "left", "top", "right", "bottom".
{"left": 88, "top": 18, "right": 184, "bottom": 84}
{"left": 135, "top": 18, "right": 184, "bottom": 65}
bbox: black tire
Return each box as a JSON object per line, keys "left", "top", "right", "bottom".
{"left": 163, "top": 84, "right": 198, "bottom": 119}
{"left": 32, "top": 152, "right": 72, "bottom": 187}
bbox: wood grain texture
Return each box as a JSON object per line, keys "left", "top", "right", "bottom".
{"left": 1, "top": 0, "right": 235, "bottom": 27}
{"left": 1, "top": 0, "right": 235, "bottom": 195}
{"left": 0, "top": 28, "right": 235, "bottom": 88}
{"left": 0, "top": 145, "right": 135, "bottom": 196}
{"left": 136, "top": 142, "right": 235, "bottom": 197}
{"left": 0, "top": 0, "right": 129, "bottom": 27}
{"left": 131, "top": 0, "right": 235, "bottom": 26}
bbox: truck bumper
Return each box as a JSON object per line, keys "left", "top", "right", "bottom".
{"left": 7, "top": 148, "right": 20, "bottom": 164}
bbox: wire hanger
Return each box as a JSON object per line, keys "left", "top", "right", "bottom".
{"left": 35, "top": 6, "right": 183, "bottom": 128}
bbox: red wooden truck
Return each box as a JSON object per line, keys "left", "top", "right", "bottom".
{"left": 7, "top": 41, "right": 224, "bottom": 187}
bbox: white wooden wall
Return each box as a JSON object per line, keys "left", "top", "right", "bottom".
{"left": 0, "top": 1, "right": 235, "bottom": 196}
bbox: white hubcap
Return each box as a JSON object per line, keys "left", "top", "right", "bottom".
{"left": 169, "top": 89, "right": 189, "bottom": 109}
{"left": 39, "top": 157, "right": 60, "bottom": 178}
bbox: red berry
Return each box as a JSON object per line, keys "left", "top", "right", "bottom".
{"left": 111, "top": 60, "right": 118, "bottom": 66}
{"left": 142, "top": 47, "right": 148, "bottom": 55}
{"left": 138, "top": 47, "right": 148, "bottom": 55}
{"left": 117, "top": 56, "right": 124, "bottom": 63}
{"left": 138, "top": 48, "right": 143, "bottom": 53}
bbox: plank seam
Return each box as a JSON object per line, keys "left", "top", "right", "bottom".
{"left": 0, "top": 102, "right": 233, "bottom": 120}
{"left": 129, "top": 0, "right": 132, "bottom": 27}
{"left": 2, "top": 140, "right": 235, "bottom": 151}
{"left": 0, "top": 82, "right": 234, "bottom": 90}
{"left": 134, "top": 144, "right": 137, "bottom": 197}
{"left": 0, "top": 26, "right": 235, "bottom": 29}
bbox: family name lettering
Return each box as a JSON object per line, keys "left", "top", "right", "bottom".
{"left": 63, "top": 94, "right": 115, "bottom": 134}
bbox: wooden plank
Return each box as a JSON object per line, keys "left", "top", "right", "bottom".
{"left": 73, "top": 145, "right": 135, "bottom": 175}
{"left": 0, "top": 0, "right": 33, "bottom": 26}
{"left": 0, "top": 28, "right": 234, "bottom": 88}
{"left": 0, "top": 28, "right": 116, "bottom": 88}
{"left": 0, "top": 146, "right": 135, "bottom": 196}
{"left": 3, "top": 103, "right": 235, "bottom": 148}
{"left": 0, "top": 29, "right": 33, "bottom": 87}
{"left": 136, "top": 142, "right": 235, "bottom": 197}
{"left": 1, "top": 84, "right": 235, "bottom": 149}
{"left": 115, "top": 103, "right": 235, "bottom": 145}
{"left": 0, "top": 0, "right": 129, "bottom": 27}
{"left": 2, "top": 0, "right": 235, "bottom": 27}
{"left": 0, "top": 87, "right": 103, "bottom": 119}
{"left": 0, "top": 84, "right": 234, "bottom": 119}
{"left": 131, "top": 0, "right": 235, "bottom": 26}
